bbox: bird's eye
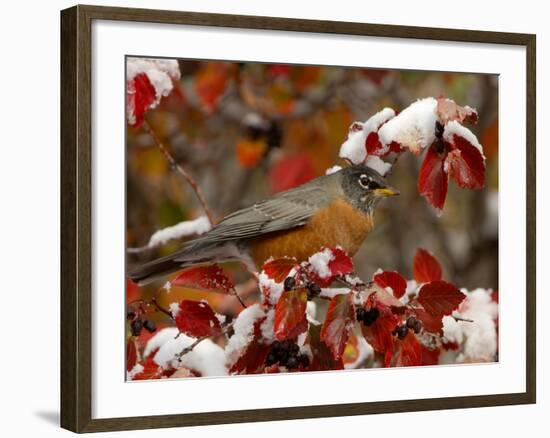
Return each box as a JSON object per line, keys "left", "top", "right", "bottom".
{"left": 358, "top": 174, "right": 382, "bottom": 190}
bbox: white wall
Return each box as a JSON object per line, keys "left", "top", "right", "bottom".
{"left": 0, "top": 0, "right": 545, "bottom": 436}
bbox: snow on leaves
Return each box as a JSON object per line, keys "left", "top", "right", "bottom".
{"left": 378, "top": 97, "right": 438, "bottom": 155}
{"left": 226, "top": 305, "right": 271, "bottom": 374}
{"left": 126, "top": 58, "right": 181, "bottom": 127}
{"left": 339, "top": 108, "right": 396, "bottom": 163}
{"left": 127, "top": 244, "right": 494, "bottom": 376}
{"left": 307, "top": 247, "right": 354, "bottom": 287}
{"left": 338, "top": 96, "right": 486, "bottom": 212}
{"left": 172, "top": 300, "right": 221, "bottom": 338}
{"left": 172, "top": 264, "right": 234, "bottom": 294}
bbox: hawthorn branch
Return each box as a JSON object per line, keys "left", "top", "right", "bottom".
{"left": 142, "top": 119, "right": 215, "bottom": 225}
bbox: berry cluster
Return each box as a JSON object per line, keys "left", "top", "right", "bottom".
{"left": 127, "top": 310, "right": 156, "bottom": 336}
{"left": 266, "top": 340, "right": 310, "bottom": 370}
{"left": 283, "top": 276, "right": 322, "bottom": 300}
{"left": 356, "top": 307, "right": 380, "bottom": 326}
{"left": 392, "top": 316, "right": 422, "bottom": 340}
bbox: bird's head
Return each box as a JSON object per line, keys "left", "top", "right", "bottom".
{"left": 340, "top": 164, "right": 399, "bottom": 214}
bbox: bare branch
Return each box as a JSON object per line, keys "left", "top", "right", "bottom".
{"left": 142, "top": 119, "right": 215, "bottom": 225}
{"left": 176, "top": 321, "right": 235, "bottom": 361}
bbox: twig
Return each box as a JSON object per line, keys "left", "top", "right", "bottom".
{"left": 176, "top": 321, "right": 235, "bottom": 360}
{"left": 231, "top": 287, "right": 247, "bottom": 309}
{"left": 453, "top": 315, "right": 474, "bottom": 323}
{"left": 142, "top": 119, "right": 215, "bottom": 225}
{"left": 151, "top": 297, "right": 173, "bottom": 320}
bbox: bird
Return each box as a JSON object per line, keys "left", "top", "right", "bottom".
{"left": 130, "top": 164, "right": 399, "bottom": 285}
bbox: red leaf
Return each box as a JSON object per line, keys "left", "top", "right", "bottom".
{"left": 172, "top": 265, "right": 234, "bottom": 294}
{"left": 328, "top": 247, "right": 354, "bottom": 277}
{"left": 308, "top": 324, "right": 344, "bottom": 371}
{"left": 126, "top": 338, "right": 138, "bottom": 372}
{"left": 274, "top": 288, "right": 308, "bottom": 340}
{"left": 360, "top": 294, "right": 399, "bottom": 354}
{"left": 414, "top": 307, "right": 443, "bottom": 333}
{"left": 268, "top": 153, "right": 316, "bottom": 193}
{"left": 132, "top": 356, "right": 163, "bottom": 380}
{"left": 387, "top": 333, "right": 422, "bottom": 367}
{"left": 127, "top": 73, "right": 156, "bottom": 127}
{"left": 413, "top": 248, "right": 443, "bottom": 283}
{"left": 173, "top": 300, "right": 221, "bottom": 338}
{"left": 445, "top": 136, "right": 485, "bottom": 189}
{"left": 372, "top": 287, "right": 405, "bottom": 310}
{"left": 418, "top": 144, "right": 448, "bottom": 211}
{"left": 374, "top": 271, "right": 407, "bottom": 299}
{"left": 126, "top": 278, "right": 140, "bottom": 302}
{"left": 417, "top": 281, "right": 466, "bottom": 317}
{"left": 262, "top": 257, "right": 298, "bottom": 283}
{"left": 321, "top": 293, "right": 355, "bottom": 360}
{"left": 230, "top": 317, "right": 271, "bottom": 374}
{"left": 421, "top": 345, "right": 441, "bottom": 365}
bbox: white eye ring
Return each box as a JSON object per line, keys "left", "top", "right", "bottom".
{"left": 358, "top": 174, "right": 371, "bottom": 189}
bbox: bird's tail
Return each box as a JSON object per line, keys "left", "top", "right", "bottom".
{"left": 128, "top": 242, "right": 240, "bottom": 286}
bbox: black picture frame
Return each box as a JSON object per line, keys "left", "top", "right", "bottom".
{"left": 60, "top": 4, "right": 536, "bottom": 433}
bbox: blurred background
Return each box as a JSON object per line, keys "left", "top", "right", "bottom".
{"left": 126, "top": 59, "right": 498, "bottom": 318}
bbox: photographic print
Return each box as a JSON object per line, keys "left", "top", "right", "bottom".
{"left": 125, "top": 57, "right": 499, "bottom": 380}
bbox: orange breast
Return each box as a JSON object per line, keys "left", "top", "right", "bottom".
{"left": 249, "top": 198, "right": 374, "bottom": 267}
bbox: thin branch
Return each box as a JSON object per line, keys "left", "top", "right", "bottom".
{"left": 231, "top": 288, "right": 247, "bottom": 309}
{"left": 453, "top": 315, "right": 474, "bottom": 323}
{"left": 142, "top": 119, "right": 215, "bottom": 225}
{"left": 176, "top": 321, "right": 235, "bottom": 360}
{"left": 151, "top": 297, "right": 173, "bottom": 320}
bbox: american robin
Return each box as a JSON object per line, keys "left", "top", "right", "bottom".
{"left": 130, "top": 164, "right": 399, "bottom": 285}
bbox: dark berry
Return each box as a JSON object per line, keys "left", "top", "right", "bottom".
{"left": 406, "top": 316, "right": 417, "bottom": 329}
{"left": 307, "top": 282, "right": 322, "bottom": 299}
{"left": 126, "top": 311, "right": 136, "bottom": 320}
{"left": 363, "top": 308, "right": 380, "bottom": 326}
{"left": 286, "top": 356, "right": 299, "bottom": 369}
{"left": 266, "top": 352, "right": 278, "bottom": 366}
{"left": 281, "top": 340, "right": 293, "bottom": 351}
{"left": 413, "top": 320, "right": 422, "bottom": 334}
{"left": 435, "top": 138, "right": 446, "bottom": 155}
{"left": 284, "top": 276, "right": 296, "bottom": 291}
{"left": 143, "top": 319, "right": 156, "bottom": 333}
{"left": 395, "top": 324, "right": 409, "bottom": 340}
{"left": 278, "top": 350, "right": 289, "bottom": 364}
{"left": 298, "top": 354, "right": 310, "bottom": 368}
{"left": 290, "top": 343, "right": 300, "bottom": 354}
{"left": 130, "top": 319, "right": 143, "bottom": 336}
{"left": 271, "top": 340, "right": 281, "bottom": 352}
{"left": 356, "top": 307, "right": 367, "bottom": 322}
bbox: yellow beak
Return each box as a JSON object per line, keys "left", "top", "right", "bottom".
{"left": 374, "top": 187, "right": 400, "bottom": 197}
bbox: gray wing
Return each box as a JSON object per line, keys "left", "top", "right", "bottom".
{"left": 185, "top": 181, "right": 332, "bottom": 248}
